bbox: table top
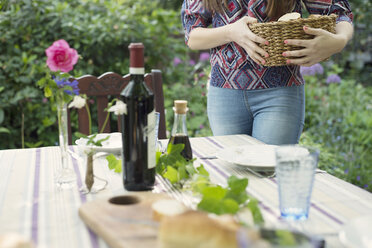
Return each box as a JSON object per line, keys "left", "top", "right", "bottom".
{"left": 0, "top": 134, "right": 371, "bottom": 248}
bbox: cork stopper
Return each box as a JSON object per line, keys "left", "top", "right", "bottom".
{"left": 128, "top": 43, "right": 144, "bottom": 68}
{"left": 173, "top": 100, "right": 189, "bottom": 114}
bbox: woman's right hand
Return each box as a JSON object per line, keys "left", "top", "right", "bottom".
{"left": 228, "top": 16, "right": 269, "bottom": 65}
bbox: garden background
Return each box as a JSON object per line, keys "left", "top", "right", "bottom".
{"left": 0, "top": 0, "right": 371, "bottom": 192}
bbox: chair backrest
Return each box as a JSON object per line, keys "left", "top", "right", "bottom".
{"left": 68, "top": 69, "right": 166, "bottom": 145}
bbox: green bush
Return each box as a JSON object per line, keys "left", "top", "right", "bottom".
{"left": 0, "top": 0, "right": 184, "bottom": 148}
{"left": 324, "top": 0, "right": 372, "bottom": 86}
{"left": 163, "top": 52, "right": 212, "bottom": 137}
{"left": 300, "top": 63, "right": 372, "bottom": 192}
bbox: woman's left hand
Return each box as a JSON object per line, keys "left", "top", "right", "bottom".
{"left": 282, "top": 26, "right": 348, "bottom": 66}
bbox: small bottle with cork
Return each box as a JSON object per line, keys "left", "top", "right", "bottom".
{"left": 167, "top": 100, "right": 193, "bottom": 160}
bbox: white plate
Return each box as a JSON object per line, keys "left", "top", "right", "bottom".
{"left": 75, "top": 132, "right": 122, "bottom": 154}
{"left": 216, "top": 145, "right": 277, "bottom": 171}
{"left": 339, "top": 215, "right": 372, "bottom": 248}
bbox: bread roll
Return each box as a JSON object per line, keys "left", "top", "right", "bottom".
{"left": 151, "top": 199, "right": 188, "bottom": 222}
{"left": 278, "top": 12, "right": 301, "bottom": 22}
{"left": 309, "top": 14, "right": 322, "bottom": 18}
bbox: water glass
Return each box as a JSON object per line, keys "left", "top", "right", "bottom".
{"left": 275, "top": 145, "right": 319, "bottom": 221}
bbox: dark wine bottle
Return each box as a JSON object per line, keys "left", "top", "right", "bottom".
{"left": 168, "top": 100, "right": 193, "bottom": 160}
{"left": 120, "top": 43, "right": 155, "bottom": 191}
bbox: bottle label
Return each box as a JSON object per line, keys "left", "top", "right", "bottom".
{"left": 147, "top": 110, "right": 156, "bottom": 169}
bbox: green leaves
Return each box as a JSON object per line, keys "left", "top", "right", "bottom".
{"left": 156, "top": 145, "right": 264, "bottom": 223}
{"left": 221, "top": 199, "right": 240, "bottom": 214}
{"left": 246, "top": 198, "right": 264, "bottom": 225}
{"left": 87, "top": 134, "right": 110, "bottom": 147}
{"left": 0, "top": 127, "right": 10, "bottom": 134}
{"left": 44, "top": 85, "right": 53, "bottom": 98}
{"left": 0, "top": 108, "right": 4, "bottom": 125}
{"left": 197, "top": 186, "right": 231, "bottom": 214}
{"left": 197, "top": 176, "right": 250, "bottom": 216}
{"left": 202, "top": 185, "right": 227, "bottom": 200}
{"left": 189, "top": 172, "right": 210, "bottom": 194}
{"left": 74, "top": 132, "right": 88, "bottom": 139}
{"left": 74, "top": 132, "right": 110, "bottom": 147}
{"left": 163, "top": 166, "right": 179, "bottom": 184}
{"left": 275, "top": 230, "right": 296, "bottom": 246}
{"left": 156, "top": 143, "right": 195, "bottom": 183}
{"left": 106, "top": 154, "right": 122, "bottom": 173}
{"left": 228, "top": 175, "right": 248, "bottom": 192}
{"left": 225, "top": 177, "right": 249, "bottom": 206}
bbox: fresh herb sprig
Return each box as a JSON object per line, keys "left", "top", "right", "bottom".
{"left": 106, "top": 154, "right": 122, "bottom": 173}
{"left": 75, "top": 132, "right": 113, "bottom": 192}
{"left": 76, "top": 132, "right": 123, "bottom": 173}
{"left": 156, "top": 143, "right": 197, "bottom": 186}
{"left": 157, "top": 143, "right": 264, "bottom": 225}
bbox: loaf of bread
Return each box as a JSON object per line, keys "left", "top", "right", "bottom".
{"left": 158, "top": 211, "right": 237, "bottom": 248}
{"left": 157, "top": 210, "right": 264, "bottom": 248}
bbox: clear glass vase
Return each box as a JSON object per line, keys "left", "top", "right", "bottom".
{"left": 55, "top": 97, "right": 76, "bottom": 188}
{"left": 80, "top": 151, "right": 108, "bottom": 194}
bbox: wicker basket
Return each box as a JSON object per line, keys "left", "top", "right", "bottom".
{"left": 249, "top": 14, "right": 336, "bottom": 67}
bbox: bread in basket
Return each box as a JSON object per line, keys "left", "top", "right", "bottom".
{"left": 249, "top": 13, "right": 337, "bottom": 66}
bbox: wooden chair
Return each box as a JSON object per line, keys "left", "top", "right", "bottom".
{"left": 67, "top": 69, "right": 166, "bottom": 145}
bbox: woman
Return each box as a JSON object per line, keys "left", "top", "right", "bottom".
{"left": 181, "top": 0, "right": 353, "bottom": 145}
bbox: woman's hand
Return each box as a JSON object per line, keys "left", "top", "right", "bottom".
{"left": 228, "top": 16, "right": 269, "bottom": 65}
{"left": 283, "top": 26, "right": 348, "bottom": 66}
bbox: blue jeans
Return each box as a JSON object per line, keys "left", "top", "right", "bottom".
{"left": 207, "top": 85, "right": 305, "bottom": 145}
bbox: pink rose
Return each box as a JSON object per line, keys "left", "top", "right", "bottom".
{"left": 45, "top": 39, "right": 78, "bottom": 73}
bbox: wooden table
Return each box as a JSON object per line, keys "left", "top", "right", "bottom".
{"left": 0, "top": 134, "right": 371, "bottom": 248}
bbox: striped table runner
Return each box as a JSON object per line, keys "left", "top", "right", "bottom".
{"left": 181, "top": 135, "right": 372, "bottom": 247}
{"left": 0, "top": 135, "right": 371, "bottom": 248}
{"left": 0, "top": 146, "right": 125, "bottom": 248}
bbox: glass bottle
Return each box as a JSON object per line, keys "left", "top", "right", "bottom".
{"left": 55, "top": 98, "right": 76, "bottom": 187}
{"left": 120, "top": 43, "right": 155, "bottom": 191}
{"left": 168, "top": 100, "right": 193, "bottom": 160}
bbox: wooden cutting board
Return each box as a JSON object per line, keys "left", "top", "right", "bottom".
{"left": 79, "top": 192, "right": 171, "bottom": 248}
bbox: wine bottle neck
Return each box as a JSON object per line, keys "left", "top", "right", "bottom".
{"left": 129, "top": 67, "right": 145, "bottom": 75}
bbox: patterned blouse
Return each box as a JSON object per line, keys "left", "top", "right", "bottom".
{"left": 181, "top": 0, "right": 353, "bottom": 90}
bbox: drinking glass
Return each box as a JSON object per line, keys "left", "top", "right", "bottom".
{"left": 275, "top": 145, "right": 319, "bottom": 221}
